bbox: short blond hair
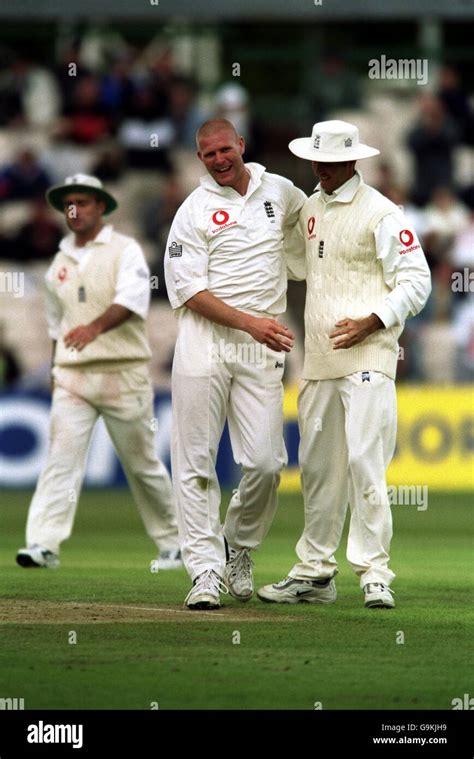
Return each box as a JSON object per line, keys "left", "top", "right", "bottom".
{"left": 196, "top": 118, "right": 240, "bottom": 149}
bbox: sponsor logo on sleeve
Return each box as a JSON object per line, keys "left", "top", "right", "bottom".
{"left": 307, "top": 216, "right": 316, "bottom": 240}
{"left": 57, "top": 266, "right": 67, "bottom": 282}
{"left": 168, "top": 242, "right": 183, "bottom": 258}
{"left": 399, "top": 229, "right": 420, "bottom": 254}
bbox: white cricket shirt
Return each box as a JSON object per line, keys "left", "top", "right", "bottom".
{"left": 164, "top": 162, "right": 307, "bottom": 315}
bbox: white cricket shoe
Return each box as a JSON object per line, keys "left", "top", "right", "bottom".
{"left": 184, "top": 569, "right": 228, "bottom": 610}
{"left": 257, "top": 576, "right": 336, "bottom": 604}
{"left": 364, "top": 583, "right": 395, "bottom": 608}
{"left": 224, "top": 544, "right": 254, "bottom": 601}
{"left": 16, "top": 545, "right": 60, "bottom": 569}
{"left": 150, "top": 548, "right": 183, "bottom": 572}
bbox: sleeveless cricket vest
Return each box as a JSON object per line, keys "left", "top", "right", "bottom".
{"left": 49, "top": 231, "right": 151, "bottom": 369}
{"left": 301, "top": 183, "right": 403, "bottom": 380}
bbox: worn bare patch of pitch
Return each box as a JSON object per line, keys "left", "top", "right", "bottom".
{"left": 0, "top": 599, "right": 300, "bottom": 624}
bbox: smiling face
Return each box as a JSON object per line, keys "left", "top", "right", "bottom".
{"left": 197, "top": 126, "right": 247, "bottom": 193}
{"left": 312, "top": 160, "right": 356, "bottom": 194}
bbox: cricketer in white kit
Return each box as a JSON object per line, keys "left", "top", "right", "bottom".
{"left": 258, "top": 120, "right": 432, "bottom": 609}
{"left": 16, "top": 174, "right": 182, "bottom": 572}
{"left": 165, "top": 118, "right": 307, "bottom": 609}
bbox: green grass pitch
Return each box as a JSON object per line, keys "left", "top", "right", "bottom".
{"left": 0, "top": 489, "right": 472, "bottom": 710}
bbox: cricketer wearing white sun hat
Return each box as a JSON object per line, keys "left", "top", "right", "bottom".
{"left": 16, "top": 170, "right": 183, "bottom": 574}
{"left": 288, "top": 119, "right": 380, "bottom": 162}
{"left": 46, "top": 173, "right": 118, "bottom": 215}
{"left": 258, "top": 118, "right": 431, "bottom": 610}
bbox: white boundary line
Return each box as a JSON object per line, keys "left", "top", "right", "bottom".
{"left": 103, "top": 603, "right": 228, "bottom": 618}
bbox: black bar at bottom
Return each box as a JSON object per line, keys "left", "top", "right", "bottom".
{"left": 0, "top": 709, "right": 471, "bottom": 756}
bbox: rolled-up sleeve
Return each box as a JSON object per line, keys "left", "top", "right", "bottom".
{"left": 164, "top": 198, "right": 209, "bottom": 310}
{"left": 44, "top": 264, "right": 63, "bottom": 340}
{"left": 373, "top": 212, "right": 432, "bottom": 329}
{"left": 113, "top": 240, "right": 150, "bottom": 319}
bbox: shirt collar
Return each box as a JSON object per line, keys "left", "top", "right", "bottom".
{"left": 199, "top": 162, "right": 266, "bottom": 197}
{"left": 315, "top": 169, "right": 363, "bottom": 204}
{"left": 59, "top": 224, "right": 113, "bottom": 260}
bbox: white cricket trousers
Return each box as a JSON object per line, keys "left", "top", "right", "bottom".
{"left": 171, "top": 310, "right": 287, "bottom": 581}
{"left": 26, "top": 364, "right": 180, "bottom": 555}
{"left": 289, "top": 371, "right": 397, "bottom": 588}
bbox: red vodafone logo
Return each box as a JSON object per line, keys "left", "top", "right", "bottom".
{"left": 58, "top": 266, "right": 67, "bottom": 282}
{"left": 212, "top": 210, "right": 229, "bottom": 226}
{"left": 307, "top": 216, "right": 316, "bottom": 238}
{"left": 399, "top": 229, "right": 414, "bottom": 247}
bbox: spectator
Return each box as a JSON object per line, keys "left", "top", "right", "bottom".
{"left": 449, "top": 202, "right": 474, "bottom": 326}
{"left": 382, "top": 185, "right": 427, "bottom": 241}
{"left": 215, "top": 83, "right": 264, "bottom": 162}
{"left": 99, "top": 56, "right": 135, "bottom": 119}
{"left": 53, "top": 75, "right": 111, "bottom": 144}
{"left": 0, "top": 322, "right": 21, "bottom": 388}
{"left": 117, "top": 85, "right": 174, "bottom": 170}
{"left": 147, "top": 47, "right": 179, "bottom": 118}
{"left": 424, "top": 186, "right": 469, "bottom": 260}
{"left": 169, "top": 77, "right": 207, "bottom": 148}
{"left": 450, "top": 205, "right": 474, "bottom": 273}
{"left": 0, "top": 55, "right": 30, "bottom": 126}
{"left": 90, "top": 144, "right": 126, "bottom": 182}
{"left": 453, "top": 296, "right": 474, "bottom": 382}
{"left": 53, "top": 45, "right": 91, "bottom": 112}
{"left": 11, "top": 198, "right": 62, "bottom": 262}
{"left": 0, "top": 223, "right": 12, "bottom": 259}
{"left": 309, "top": 52, "right": 361, "bottom": 123}
{"left": 374, "top": 161, "right": 398, "bottom": 200}
{"left": 438, "top": 64, "right": 474, "bottom": 146}
{"left": 406, "top": 94, "right": 460, "bottom": 206}
{"left": 141, "top": 173, "right": 185, "bottom": 299}
{"left": 0, "top": 149, "right": 52, "bottom": 203}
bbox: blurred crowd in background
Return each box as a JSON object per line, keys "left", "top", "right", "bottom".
{"left": 0, "top": 26, "right": 473, "bottom": 390}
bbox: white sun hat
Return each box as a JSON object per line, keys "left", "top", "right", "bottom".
{"left": 46, "top": 174, "right": 118, "bottom": 215}
{"left": 289, "top": 120, "right": 380, "bottom": 162}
